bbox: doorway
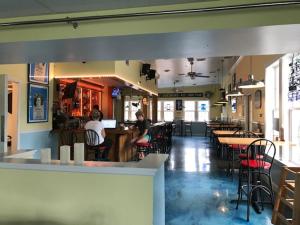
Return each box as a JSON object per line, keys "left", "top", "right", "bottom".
{"left": 7, "top": 81, "right": 20, "bottom": 153}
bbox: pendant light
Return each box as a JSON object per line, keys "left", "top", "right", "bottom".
{"left": 226, "top": 73, "right": 244, "bottom": 97}
{"left": 212, "top": 68, "right": 223, "bottom": 106}
{"left": 216, "top": 59, "right": 228, "bottom": 104}
{"left": 238, "top": 56, "right": 264, "bottom": 89}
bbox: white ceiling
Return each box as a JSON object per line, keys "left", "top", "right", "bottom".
{"left": 148, "top": 57, "right": 237, "bottom": 88}
{"left": 0, "top": 0, "right": 208, "bottom": 18}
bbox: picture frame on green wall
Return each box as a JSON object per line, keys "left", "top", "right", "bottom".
{"left": 27, "top": 83, "right": 49, "bottom": 123}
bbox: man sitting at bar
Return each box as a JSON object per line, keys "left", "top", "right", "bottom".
{"left": 85, "top": 109, "right": 111, "bottom": 160}
{"left": 131, "top": 110, "right": 150, "bottom": 159}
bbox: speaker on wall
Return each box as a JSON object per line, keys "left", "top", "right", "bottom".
{"left": 141, "top": 64, "right": 151, "bottom": 76}
{"left": 146, "top": 69, "right": 156, "bottom": 80}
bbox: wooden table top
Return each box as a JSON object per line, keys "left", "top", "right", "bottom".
{"left": 213, "top": 130, "right": 263, "bottom": 136}
{"left": 207, "top": 124, "right": 241, "bottom": 128}
{"left": 218, "top": 137, "right": 261, "bottom": 145}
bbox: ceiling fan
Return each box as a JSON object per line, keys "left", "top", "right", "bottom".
{"left": 178, "top": 57, "right": 210, "bottom": 80}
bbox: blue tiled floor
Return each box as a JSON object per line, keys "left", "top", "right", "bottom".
{"left": 165, "top": 137, "right": 272, "bottom": 225}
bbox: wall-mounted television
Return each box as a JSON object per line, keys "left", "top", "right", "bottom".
{"left": 112, "top": 88, "right": 121, "bottom": 98}
{"left": 63, "top": 82, "right": 77, "bottom": 99}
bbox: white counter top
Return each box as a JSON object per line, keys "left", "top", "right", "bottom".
{"left": 0, "top": 151, "right": 169, "bottom": 176}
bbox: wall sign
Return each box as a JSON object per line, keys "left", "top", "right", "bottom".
{"left": 288, "top": 55, "right": 300, "bottom": 102}
{"left": 159, "top": 93, "right": 204, "bottom": 98}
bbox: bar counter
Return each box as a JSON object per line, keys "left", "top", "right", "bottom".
{"left": 54, "top": 127, "right": 139, "bottom": 162}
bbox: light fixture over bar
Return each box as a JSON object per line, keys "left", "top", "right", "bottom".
{"left": 226, "top": 86, "right": 244, "bottom": 97}
{"left": 238, "top": 74, "right": 264, "bottom": 89}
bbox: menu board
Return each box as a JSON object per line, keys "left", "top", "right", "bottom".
{"left": 288, "top": 55, "right": 300, "bottom": 102}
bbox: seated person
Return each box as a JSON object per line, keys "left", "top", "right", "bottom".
{"left": 85, "top": 109, "right": 111, "bottom": 160}
{"left": 131, "top": 110, "right": 150, "bottom": 159}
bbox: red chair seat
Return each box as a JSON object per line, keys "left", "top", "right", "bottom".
{"left": 229, "top": 144, "right": 247, "bottom": 150}
{"left": 241, "top": 160, "right": 271, "bottom": 169}
{"left": 239, "top": 154, "right": 263, "bottom": 159}
{"left": 136, "top": 142, "right": 152, "bottom": 148}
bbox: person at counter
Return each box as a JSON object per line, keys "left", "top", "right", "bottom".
{"left": 85, "top": 109, "right": 111, "bottom": 160}
{"left": 131, "top": 110, "right": 150, "bottom": 159}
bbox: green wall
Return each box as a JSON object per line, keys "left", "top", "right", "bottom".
{"left": 0, "top": 169, "right": 153, "bottom": 225}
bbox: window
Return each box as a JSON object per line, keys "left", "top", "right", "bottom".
{"left": 184, "top": 101, "right": 196, "bottom": 121}
{"left": 163, "top": 101, "right": 175, "bottom": 121}
{"left": 157, "top": 101, "right": 174, "bottom": 121}
{"left": 124, "top": 100, "right": 141, "bottom": 121}
{"left": 157, "top": 101, "right": 162, "bottom": 121}
{"left": 183, "top": 100, "right": 209, "bottom": 122}
{"left": 198, "top": 101, "right": 209, "bottom": 122}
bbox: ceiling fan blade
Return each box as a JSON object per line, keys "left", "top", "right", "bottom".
{"left": 178, "top": 73, "right": 186, "bottom": 76}
{"left": 194, "top": 75, "right": 210, "bottom": 78}
{"left": 195, "top": 73, "right": 203, "bottom": 75}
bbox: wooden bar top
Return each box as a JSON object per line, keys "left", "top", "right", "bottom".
{"left": 213, "top": 130, "right": 263, "bottom": 136}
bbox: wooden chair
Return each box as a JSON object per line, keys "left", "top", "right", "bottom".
{"left": 84, "top": 129, "right": 106, "bottom": 161}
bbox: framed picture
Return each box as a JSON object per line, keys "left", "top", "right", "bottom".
{"left": 28, "top": 83, "right": 49, "bottom": 123}
{"left": 28, "top": 63, "right": 49, "bottom": 84}
{"left": 255, "top": 90, "right": 262, "bottom": 109}
{"left": 176, "top": 99, "right": 183, "bottom": 111}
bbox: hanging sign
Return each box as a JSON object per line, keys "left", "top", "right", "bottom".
{"left": 159, "top": 93, "right": 204, "bottom": 98}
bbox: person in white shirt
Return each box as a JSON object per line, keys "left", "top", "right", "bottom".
{"left": 85, "top": 109, "right": 111, "bottom": 160}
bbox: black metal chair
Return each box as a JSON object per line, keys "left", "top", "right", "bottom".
{"left": 184, "top": 121, "right": 193, "bottom": 136}
{"left": 236, "top": 138, "right": 276, "bottom": 221}
{"left": 84, "top": 129, "right": 107, "bottom": 161}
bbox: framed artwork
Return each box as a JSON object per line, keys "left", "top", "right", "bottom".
{"left": 28, "top": 63, "right": 49, "bottom": 84}
{"left": 28, "top": 83, "right": 49, "bottom": 123}
{"left": 254, "top": 90, "right": 262, "bottom": 109}
{"left": 176, "top": 99, "right": 183, "bottom": 111}
{"left": 231, "top": 98, "right": 237, "bottom": 113}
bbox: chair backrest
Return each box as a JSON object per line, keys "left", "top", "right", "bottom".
{"left": 59, "top": 129, "right": 77, "bottom": 146}
{"left": 246, "top": 138, "right": 276, "bottom": 172}
{"left": 84, "top": 129, "right": 100, "bottom": 146}
{"left": 233, "top": 130, "right": 258, "bottom": 138}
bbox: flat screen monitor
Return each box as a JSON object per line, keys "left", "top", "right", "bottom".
{"left": 63, "top": 82, "right": 77, "bottom": 99}
{"left": 102, "top": 120, "right": 117, "bottom": 129}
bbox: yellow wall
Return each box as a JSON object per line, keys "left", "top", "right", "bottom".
{"left": 115, "top": 61, "right": 157, "bottom": 94}
{"left": 53, "top": 61, "right": 115, "bottom": 76}
{"left": 0, "top": 64, "right": 54, "bottom": 132}
{"left": 223, "top": 55, "right": 281, "bottom": 125}
{"left": 54, "top": 60, "right": 158, "bottom": 94}
{"left": 158, "top": 84, "right": 221, "bottom": 120}
{"left": 0, "top": 169, "right": 153, "bottom": 225}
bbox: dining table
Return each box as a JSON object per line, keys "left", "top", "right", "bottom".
{"left": 213, "top": 130, "right": 263, "bottom": 137}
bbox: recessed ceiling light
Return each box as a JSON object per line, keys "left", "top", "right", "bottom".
{"left": 197, "top": 58, "right": 206, "bottom": 61}
{"left": 164, "top": 69, "right": 170, "bottom": 72}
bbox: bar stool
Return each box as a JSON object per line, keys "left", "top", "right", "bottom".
{"left": 135, "top": 128, "right": 155, "bottom": 160}
{"left": 227, "top": 130, "right": 258, "bottom": 175}
{"left": 184, "top": 121, "right": 193, "bottom": 136}
{"left": 236, "top": 138, "right": 276, "bottom": 221}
